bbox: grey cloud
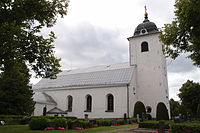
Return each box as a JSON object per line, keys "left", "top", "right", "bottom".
{"left": 52, "top": 22, "right": 128, "bottom": 70}
{"left": 167, "top": 54, "right": 197, "bottom": 73}
{"left": 137, "top": 0, "right": 175, "bottom": 27}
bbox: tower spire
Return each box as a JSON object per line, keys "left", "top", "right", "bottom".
{"left": 144, "top": 6, "right": 149, "bottom": 22}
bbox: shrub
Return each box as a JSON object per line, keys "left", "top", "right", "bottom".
{"left": 139, "top": 120, "right": 170, "bottom": 129}
{"left": 96, "top": 119, "right": 112, "bottom": 126}
{"left": 31, "top": 116, "right": 77, "bottom": 120}
{"left": 127, "top": 118, "right": 138, "bottom": 123}
{"left": 156, "top": 102, "right": 169, "bottom": 120}
{"left": 66, "top": 119, "right": 73, "bottom": 129}
{"left": 29, "top": 117, "right": 48, "bottom": 130}
{"left": 171, "top": 122, "right": 200, "bottom": 133}
{"left": 116, "top": 119, "right": 125, "bottom": 125}
{"left": 145, "top": 114, "right": 152, "bottom": 120}
{"left": 0, "top": 115, "right": 27, "bottom": 125}
{"left": 53, "top": 118, "right": 67, "bottom": 128}
{"left": 79, "top": 120, "right": 90, "bottom": 128}
{"left": 133, "top": 101, "right": 146, "bottom": 118}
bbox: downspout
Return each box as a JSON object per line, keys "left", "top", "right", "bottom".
{"left": 127, "top": 84, "right": 129, "bottom": 118}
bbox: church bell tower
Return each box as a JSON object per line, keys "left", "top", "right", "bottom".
{"left": 128, "top": 8, "right": 170, "bottom": 118}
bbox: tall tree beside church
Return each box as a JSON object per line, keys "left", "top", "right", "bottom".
{"left": 169, "top": 98, "right": 181, "bottom": 119}
{"left": 178, "top": 80, "right": 200, "bottom": 116}
{"left": 159, "top": 0, "right": 200, "bottom": 67}
{"left": 0, "top": 60, "right": 34, "bottom": 115}
{"left": 0, "top": 0, "right": 69, "bottom": 114}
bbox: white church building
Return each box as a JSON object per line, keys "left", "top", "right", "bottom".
{"left": 33, "top": 12, "right": 170, "bottom": 119}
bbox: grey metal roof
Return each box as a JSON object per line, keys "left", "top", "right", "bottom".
{"left": 33, "top": 92, "right": 57, "bottom": 105}
{"left": 33, "top": 63, "right": 135, "bottom": 90}
{"left": 134, "top": 16, "right": 158, "bottom": 36}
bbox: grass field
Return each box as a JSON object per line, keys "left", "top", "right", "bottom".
{"left": 0, "top": 124, "right": 137, "bottom": 133}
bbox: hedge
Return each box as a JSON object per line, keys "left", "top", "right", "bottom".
{"left": 29, "top": 117, "right": 48, "bottom": 130}
{"left": 139, "top": 120, "right": 171, "bottom": 129}
{"left": 0, "top": 115, "right": 77, "bottom": 125}
{"left": 127, "top": 118, "right": 138, "bottom": 123}
{"left": 0, "top": 115, "right": 27, "bottom": 125}
{"left": 171, "top": 122, "right": 200, "bottom": 133}
{"left": 96, "top": 119, "right": 112, "bottom": 126}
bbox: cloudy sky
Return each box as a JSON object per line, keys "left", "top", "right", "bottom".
{"left": 31, "top": 0, "right": 200, "bottom": 101}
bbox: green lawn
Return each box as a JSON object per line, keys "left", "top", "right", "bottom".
{"left": 0, "top": 124, "right": 137, "bottom": 133}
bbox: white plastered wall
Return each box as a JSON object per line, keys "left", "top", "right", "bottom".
{"left": 35, "top": 85, "right": 129, "bottom": 118}
{"left": 34, "top": 103, "right": 55, "bottom": 116}
{"left": 129, "top": 33, "right": 170, "bottom": 118}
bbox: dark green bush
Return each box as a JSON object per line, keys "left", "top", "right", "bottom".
{"left": 156, "top": 102, "right": 169, "bottom": 120}
{"left": 53, "top": 118, "right": 67, "bottom": 128}
{"left": 0, "top": 115, "right": 27, "bottom": 125}
{"left": 116, "top": 119, "right": 125, "bottom": 125}
{"left": 96, "top": 119, "right": 112, "bottom": 126}
{"left": 139, "top": 120, "right": 171, "bottom": 129}
{"left": 79, "top": 120, "right": 90, "bottom": 128}
{"left": 31, "top": 116, "right": 77, "bottom": 120}
{"left": 29, "top": 117, "right": 48, "bottom": 130}
{"left": 145, "top": 114, "right": 152, "bottom": 120}
{"left": 171, "top": 122, "right": 200, "bottom": 133}
{"left": 127, "top": 118, "right": 138, "bottom": 123}
{"left": 65, "top": 119, "right": 73, "bottom": 129}
{"left": 0, "top": 115, "right": 76, "bottom": 125}
{"left": 134, "top": 101, "right": 146, "bottom": 118}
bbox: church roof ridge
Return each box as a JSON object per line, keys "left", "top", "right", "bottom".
{"left": 33, "top": 64, "right": 135, "bottom": 90}
{"left": 59, "top": 62, "right": 129, "bottom": 76}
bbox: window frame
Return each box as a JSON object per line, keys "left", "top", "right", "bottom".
{"left": 67, "top": 95, "right": 73, "bottom": 112}
{"left": 141, "top": 41, "right": 149, "bottom": 52}
{"left": 85, "top": 94, "right": 92, "bottom": 112}
{"left": 106, "top": 94, "right": 114, "bottom": 112}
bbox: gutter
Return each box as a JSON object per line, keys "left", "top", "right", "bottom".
{"left": 127, "top": 84, "right": 129, "bottom": 118}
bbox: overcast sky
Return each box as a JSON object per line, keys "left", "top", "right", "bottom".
{"left": 31, "top": 0, "right": 200, "bottom": 101}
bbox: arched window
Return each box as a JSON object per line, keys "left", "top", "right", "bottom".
{"left": 67, "top": 95, "right": 73, "bottom": 112}
{"left": 106, "top": 94, "right": 114, "bottom": 112}
{"left": 141, "top": 41, "right": 149, "bottom": 52}
{"left": 43, "top": 106, "right": 47, "bottom": 116}
{"left": 85, "top": 95, "right": 92, "bottom": 112}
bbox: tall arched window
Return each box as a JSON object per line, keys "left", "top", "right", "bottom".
{"left": 67, "top": 95, "right": 73, "bottom": 112}
{"left": 106, "top": 94, "right": 114, "bottom": 112}
{"left": 85, "top": 95, "right": 92, "bottom": 112}
{"left": 141, "top": 41, "right": 149, "bottom": 52}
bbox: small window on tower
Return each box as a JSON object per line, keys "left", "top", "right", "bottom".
{"left": 141, "top": 41, "right": 149, "bottom": 52}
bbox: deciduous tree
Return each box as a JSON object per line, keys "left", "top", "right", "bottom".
{"left": 178, "top": 80, "right": 200, "bottom": 116}
{"left": 160, "top": 0, "right": 200, "bottom": 67}
{"left": 169, "top": 98, "right": 181, "bottom": 119}
{"left": 0, "top": 0, "right": 69, "bottom": 114}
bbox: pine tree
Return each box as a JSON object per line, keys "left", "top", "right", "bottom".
{"left": 0, "top": 60, "right": 35, "bottom": 115}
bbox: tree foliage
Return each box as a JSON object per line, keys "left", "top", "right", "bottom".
{"left": 156, "top": 102, "right": 169, "bottom": 120}
{"left": 0, "top": 0, "right": 69, "bottom": 78}
{"left": 197, "top": 104, "right": 200, "bottom": 118}
{"left": 133, "top": 101, "right": 146, "bottom": 118}
{"left": 178, "top": 80, "right": 200, "bottom": 116}
{"left": 169, "top": 98, "right": 181, "bottom": 118}
{"left": 0, "top": 0, "right": 69, "bottom": 115}
{"left": 0, "top": 60, "right": 35, "bottom": 115}
{"left": 160, "top": 0, "right": 200, "bottom": 67}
